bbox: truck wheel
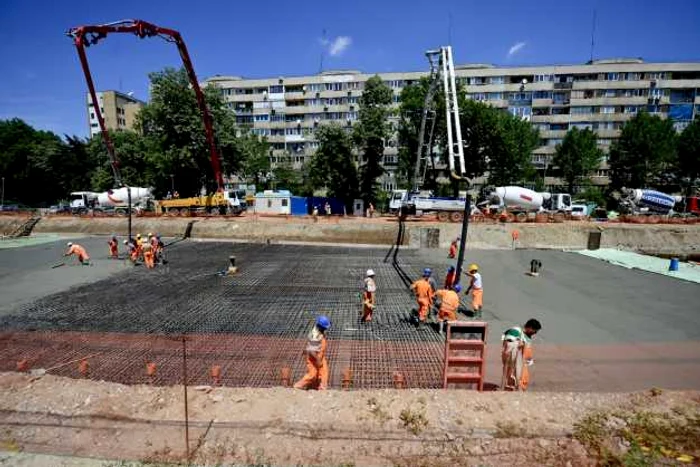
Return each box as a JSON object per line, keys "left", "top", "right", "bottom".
{"left": 515, "top": 213, "right": 527, "bottom": 223}
{"left": 179, "top": 208, "right": 189, "bottom": 217}
{"left": 437, "top": 211, "right": 449, "bottom": 222}
{"left": 449, "top": 212, "right": 463, "bottom": 222}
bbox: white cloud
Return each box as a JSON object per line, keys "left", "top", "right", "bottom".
{"left": 507, "top": 41, "right": 526, "bottom": 58}
{"left": 328, "top": 36, "right": 352, "bottom": 57}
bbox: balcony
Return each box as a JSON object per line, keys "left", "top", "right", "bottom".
{"left": 532, "top": 98, "right": 551, "bottom": 107}
{"left": 553, "top": 82, "right": 573, "bottom": 90}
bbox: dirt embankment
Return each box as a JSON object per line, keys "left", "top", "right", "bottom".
{"left": 1, "top": 214, "right": 699, "bottom": 254}
{"left": 0, "top": 373, "right": 697, "bottom": 466}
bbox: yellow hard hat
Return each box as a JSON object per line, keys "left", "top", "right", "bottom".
{"left": 468, "top": 263, "right": 479, "bottom": 272}
{"left": 147, "top": 232, "right": 153, "bottom": 237}
{"left": 136, "top": 234, "right": 141, "bottom": 238}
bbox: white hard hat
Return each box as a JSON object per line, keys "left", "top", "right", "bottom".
{"left": 67, "top": 242, "right": 73, "bottom": 247}
{"left": 366, "top": 269, "right": 375, "bottom": 277}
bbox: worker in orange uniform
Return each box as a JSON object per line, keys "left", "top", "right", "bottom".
{"left": 448, "top": 237, "right": 460, "bottom": 259}
{"left": 142, "top": 243, "right": 155, "bottom": 269}
{"left": 501, "top": 319, "right": 541, "bottom": 391}
{"left": 435, "top": 283, "right": 462, "bottom": 322}
{"left": 361, "top": 269, "right": 377, "bottom": 322}
{"left": 464, "top": 263, "right": 483, "bottom": 319}
{"left": 511, "top": 229, "right": 520, "bottom": 249}
{"left": 107, "top": 235, "right": 119, "bottom": 259}
{"left": 134, "top": 234, "right": 144, "bottom": 261}
{"left": 410, "top": 268, "right": 434, "bottom": 324}
{"left": 294, "top": 315, "right": 331, "bottom": 390}
{"left": 444, "top": 265, "right": 457, "bottom": 289}
{"left": 64, "top": 242, "right": 90, "bottom": 265}
{"left": 124, "top": 238, "right": 138, "bottom": 263}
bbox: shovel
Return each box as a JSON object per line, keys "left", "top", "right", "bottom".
{"left": 51, "top": 261, "right": 66, "bottom": 269}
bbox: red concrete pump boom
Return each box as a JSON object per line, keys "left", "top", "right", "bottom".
{"left": 67, "top": 19, "right": 225, "bottom": 191}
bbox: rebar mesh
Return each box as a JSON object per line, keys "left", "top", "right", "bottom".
{"left": 0, "top": 242, "right": 447, "bottom": 388}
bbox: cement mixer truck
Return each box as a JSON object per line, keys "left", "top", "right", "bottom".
{"left": 618, "top": 188, "right": 682, "bottom": 215}
{"left": 69, "top": 187, "right": 153, "bottom": 215}
{"left": 483, "top": 186, "right": 572, "bottom": 216}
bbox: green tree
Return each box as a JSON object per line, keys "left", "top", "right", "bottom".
{"left": 677, "top": 119, "right": 700, "bottom": 195}
{"left": 137, "top": 67, "right": 236, "bottom": 196}
{"left": 609, "top": 112, "right": 677, "bottom": 190}
{"left": 553, "top": 128, "right": 604, "bottom": 193}
{"left": 397, "top": 78, "right": 431, "bottom": 189}
{"left": 86, "top": 129, "right": 156, "bottom": 191}
{"left": 486, "top": 110, "right": 540, "bottom": 187}
{"left": 460, "top": 100, "right": 500, "bottom": 181}
{"left": 308, "top": 125, "right": 359, "bottom": 211}
{"left": 355, "top": 75, "right": 393, "bottom": 203}
{"left": 233, "top": 132, "right": 271, "bottom": 187}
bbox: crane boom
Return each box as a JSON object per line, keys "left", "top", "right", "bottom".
{"left": 67, "top": 19, "right": 225, "bottom": 191}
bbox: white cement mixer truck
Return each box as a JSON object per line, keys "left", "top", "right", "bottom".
{"left": 69, "top": 187, "right": 153, "bottom": 215}
{"left": 483, "top": 186, "right": 572, "bottom": 216}
{"left": 618, "top": 188, "right": 682, "bottom": 215}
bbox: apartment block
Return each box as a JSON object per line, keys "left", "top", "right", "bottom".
{"left": 205, "top": 58, "right": 700, "bottom": 191}
{"left": 87, "top": 91, "right": 145, "bottom": 137}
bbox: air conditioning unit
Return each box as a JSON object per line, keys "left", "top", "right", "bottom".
{"left": 650, "top": 80, "right": 657, "bottom": 88}
{"left": 316, "top": 92, "right": 321, "bottom": 98}
{"left": 324, "top": 106, "right": 329, "bottom": 111}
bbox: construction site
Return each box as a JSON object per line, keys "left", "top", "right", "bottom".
{"left": 0, "top": 17, "right": 699, "bottom": 467}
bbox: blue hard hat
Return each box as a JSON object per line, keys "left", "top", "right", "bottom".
{"left": 447, "top": 266, "right": 455, "bottom": 272}
{"left": 453, "top": 284, "right": 462, "bottom": 293}
{"left": 316, "top": 315, "right": 331, "bottom": 330}
{"left": 423, "top": 268, "right": 432, "bottom": 277}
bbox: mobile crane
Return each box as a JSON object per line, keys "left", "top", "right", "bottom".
{"left": 67, "top": 19, "right": 240, "bottom": 229}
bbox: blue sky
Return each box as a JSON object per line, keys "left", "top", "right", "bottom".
{"left": 1, "top": 0, "right": 699, "bottom": 137}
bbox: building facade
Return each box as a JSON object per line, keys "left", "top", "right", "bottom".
{"left": 87, "top": 91, "right": 145, "bottom": 137}
{"left": 205, "top": 59, "right": 700, "bottom": 191}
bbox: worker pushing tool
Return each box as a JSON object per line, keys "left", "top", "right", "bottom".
{"left": 294, "top": 315, "right": 331, "bottom": 390}
{"left": 448, "top": 237, "right": 460, "bottom": 259}
{"left": 464, "top": 263, "right": 483, "bottom": 319}
{"left": 361, "top": 269, "right": 376, "bottom": 323}
{"left": 64, "top": 242, "right": 90, "bottom": 265}
{"left": 107, "top": 235, "right": 119, "bottom": 259}
{"left": 501, "top": 319, "right": 542, "bottom": 391}
{"left": 142, "top": 243, "right": 155, "bottom": 269}
{"left": 410, "top": 268, "right": 434, "bottom": 324}
{"left": 435, "top": 284, "right": 461, "bottom": 322}
{"left": 444, "top": 265, "right": 457, "bottom": 289}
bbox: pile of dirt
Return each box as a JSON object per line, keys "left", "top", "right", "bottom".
{"left": 1, "top": 372, "right": 697, "bottom": 466}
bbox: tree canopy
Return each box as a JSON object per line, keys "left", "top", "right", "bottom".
{"left": 308, "top": 125, "right": 359, "bottom": 211}
{"left": 553, "top": 127, "right": 604, "bottom": 193}
{"left": 676, "top": 119, "right": 700, "bottom": 194}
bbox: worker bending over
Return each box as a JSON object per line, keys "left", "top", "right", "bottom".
{"left": 294, "top": 315, "right": 331, "bottom": 390}
{"left": 143, "top": 243, "right": 155, "bottom": 269}
{"left": 464, "top": 263, "right": 483, "bottom": 319}
{"left": 107, "top": 235, "right": 119, "bottom": 259}
{"left": 410, "top": 268, "right": 434, "bottom": 324}
{"left": 124, "top": 238, "right": 138, "bottom": 263}
{"left": 361, "top": 269, "right": 376, "bottom": 323}
{"left": 448, "top": 237, "right": 460, "bottom": 259}
{"left": 64, "top": 242, "right": 90, "bottom": 265}
{"left": 501, "top": 319, "right": 542, "bottom": 391}
{"left": 435, "top": 284, "right": 461, "bottom": 322}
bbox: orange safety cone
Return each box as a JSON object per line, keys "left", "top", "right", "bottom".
{"left": 146, "top": 362, "right": 157, "bottom": 378}
{"left": 280, "top": 367, "right": 291, "bottom": 387}
{"left": 210, "top": 365, "right": 222, "bottom": 386}
{"left": 78, "top": 359, "right": 89, "bottom": 377}
{"left": 16, "top": 359, "right": 29, "bottom": 372}
{"left": 341, "top": 367, "right": 353, "bottom": 390}
{"left": 393, "top": 371, "right": 406, "bottom": 389}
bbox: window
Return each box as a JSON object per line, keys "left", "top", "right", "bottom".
{"left": 347, "top": 82, "right": 362, "bottom": 90}
{"left": 624, "top": 106, "right": 638, "bottom": 114}
{"left": 91, "top": 123, "right": 98, "bottom": 127}
{"left": 471, "top": 93, "right": 487, "bottom": 101}
{"left": 649, "top": 88, "right": 665, "bottom": 98}
{"left": 90, "top": 112, "right": 95, "bottom": 119}
{"left": 508, "top": 106, "right": 532, "bottom": 118}
{"left": 534, "top": 74, "right": 553, "bottom": 82}
{"left": 253, "top": 101, "right": 270, "bottom": 109}
{"left": 267, "top": 200, "right": 272, "bottom": 208}
{"left": 534, "top": 91, "right": 552, "bottom": 100}
{"left": 550, "top": 123, "right": 569, "bottom": 131}
{"left": 626, "top": 72, "right": 641, "bottom": 81}
{"left": 645, "top": 72, "right": 666, "bottom": 80}
{"left": 325, "top": 82, "right": 343, "bottom": 91}
{"left": 269, "top": 85, "right": 284, "bottom": 93}
{"left": 509, "top": 92, "right": 532, "bottom": 102}
{"left": 571, "top": 106, "right": 593, "bottom": 115}
{"left": 606, "top": 72, "right": 621, "bottom": 81}
{"left": 547, "top": 138, "right": 563, "bottom": 146}
{"left": 487, "top": 92, "right": 503, "bottom": 101}
{"left": 347, "top": 96, "right": 359, "bottom": 104}
{"left": 468, "top": 77, "right": 484, "bottom": 85}
{"left": 236, "top": 116, "right": 254, "bottom": 124}
{"left": 488, "top": 76, "right": 505, "bottom": 84}
{"left": 346, "top": 111, "right": 358, "bottom": 120}
{"left": 307, "top": 83, "right": 323, "bottom": 92}
{"left": 601, "top": 106, "right": 616, "bottom": 114}
{"left": 386, "top": 80, "right": 404, "bottom": 88}
{"left": 271, "top": 100, "right": 285, "bottom": 109}
{"left": 597, "top": 138, "right": 613, "bottom": 146}
{"left": 571, "top": 123, "right": 593, "bottom": 130}
{"left": 254, "top": 114, "right": 269, "bottom": 122}
{"left": 285, "top": 127, "right": 303, "bottom": 135}
{"left": 392, "top": 94, "right": 401, "bottom": 103}
{"left": 270, "top": 114, "right": 285, "bottom": 122}
{"left": 252, "top": 128, "right": 270, "bottom": 136}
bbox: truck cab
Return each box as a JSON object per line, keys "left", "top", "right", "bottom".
{"left": 226, "top": 189, "right": 247, "bottom": 214}
{"left": 389, "top": 190, "right": 408, "bottom": 214}
{"left": 69, "top": 191, "right": 98, "bottom": 214}
{"left": 542, "top": 193, "right": 572, "bottom": 213}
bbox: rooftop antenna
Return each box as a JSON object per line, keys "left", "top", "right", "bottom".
{"left": 589, "top": 9, "right": 597, "bottom": 63}
{"left": 319, "top": 28, "right": 327, "bottom": 73}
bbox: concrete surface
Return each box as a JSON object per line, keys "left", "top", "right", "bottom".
{"left": 577, "top": 248, "right": 700, "bottom": 284}
{"left": 1, "top": 239, "right": 699, "bottom": 391}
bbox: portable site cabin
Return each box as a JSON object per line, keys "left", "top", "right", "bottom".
{"left": 253, "top": 190, "right": 307, "bottom": 215}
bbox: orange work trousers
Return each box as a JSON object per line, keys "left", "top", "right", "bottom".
{"left": 471, "top": 288, "right": 483, "bottom": 310}
{"left": 294, "top": 356, "right": 329, "bottom": 390}
{"left": 361, "top": 292, "right": 374, "bottom": 322}
{"left": 448, "top": 244, "right": 457, "bottom": 258}
{"left": 417, "top": 297, "right": 430, "bottom": 322}
{"left": 520, "top": 346, "right": 533, "bottom": 391}
{"left": 144, "top": 251, "right": 155, "bottom": 269}
{"left": 109, "top": 247, "right": 118, "bottom": 258}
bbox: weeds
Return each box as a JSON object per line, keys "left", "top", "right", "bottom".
{"left": 399, "top": 402, "right": 428, "bottom": 435}
{"left": 366, "top": 397, "right": 391, "bottom": 426}
{"left": 493, "top": 420, "right": 526, "bottom": 438}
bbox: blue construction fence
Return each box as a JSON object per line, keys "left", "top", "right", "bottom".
{"left": 291, "top": 196, "right": 346, "bottom": 215}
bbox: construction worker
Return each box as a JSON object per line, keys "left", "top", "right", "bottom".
{"left": 361, "top": 269, "right": 376, "bottom": 322}
{"left": 435, "top": 284, "right": 461, "bottom": 322}
{"left": 107, "top": 235, "right": 119, "bottom": 259}
{"left": 142, "top": 243, "right": 155, "bottom": 269}
{"left": 444, "top": 265, "right": 457, "bottom": 289}
{"left": 124, "top": 238, "right": 138, "bottom": 263}
{"left": 464, "top": 263, "right": 483, "bottom": 319}
{"left": 154, "top": 234, "right": 165, "bottom": 264}
{"left": 501, "top": 319, "right": 542, "bottom": 391}
{"left": 135, "top": 234, "right": 144, "bottom": 260}
{"left": 448, "top": 237, "right": 460, "bottom": 259}
{"left": 64, "top": 242, "right": 90, "bottom": 265}
{"left": 410, "top": 268, "right": 434, "bottom": 323}
{"left": 294, "top": 315, "right": 331, "bottom": 390}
